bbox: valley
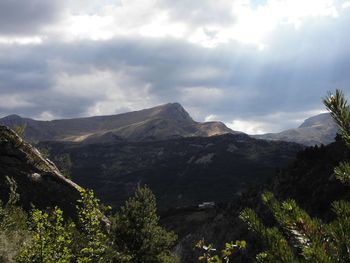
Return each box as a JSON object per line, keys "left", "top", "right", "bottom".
{"left": 41, "top": 133, "right": 302, "bottom": 210}
{"left": 1, "top": 103, "right": 307, "bottom": 210}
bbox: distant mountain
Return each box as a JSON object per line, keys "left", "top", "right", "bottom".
{"left": 0, "top": 125, "right": 81, "bottom": 216}
{"left": 41, "top": 133, "right": 303, "bottom": 210}
{"left": 254, "top": 113, "right": 338, "bottom": 146}
{"left": 0, "top": 103, "right": 236, "bottom": 143}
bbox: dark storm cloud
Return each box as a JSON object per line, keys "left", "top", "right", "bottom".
{"left": 0, "top": 8, "right": 350, "bottom": 131}
{"left": 0, "top": 0, "right": 63, "bottom": 35}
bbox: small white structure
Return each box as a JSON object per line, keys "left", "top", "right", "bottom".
{"left": 198, "top": 201, "right": 215, "bottom": 209}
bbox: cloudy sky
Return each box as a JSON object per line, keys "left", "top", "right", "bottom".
{"left": 0, "top": 0, "right": 349, "bottom": 134}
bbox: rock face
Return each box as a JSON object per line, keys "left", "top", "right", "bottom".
{"left": 254, "top": 113, "right": 338, "bottom": 146}
{"left": 0, "top": 103, "right": 236, "bottom": 143}
{"left": 0, "top": 125, "right": 81, "bottom": 216}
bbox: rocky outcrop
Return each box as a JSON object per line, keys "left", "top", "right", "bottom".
{"left": 0, "top": 125, "right": 82, "bottom": 216}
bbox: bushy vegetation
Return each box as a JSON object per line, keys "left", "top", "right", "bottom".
{"left": 240, "top": 90, "right": 350, "bottom": 262}
{"left": 16, "top": 207, "right": 75, "bottom": 263}
{"left": 194, "top": 239, "right": 246, "bottom": 263}
{"left": 0, "top": 177, "right": 29, "bottom": 263}
{"left": 0, "top": 185, "right": 178, "bottom": 262}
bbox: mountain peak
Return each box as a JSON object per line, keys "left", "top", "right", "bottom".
{"left": 2, "top": 114, "right": 23, "bottom": 121}
{"left": 153, "top": 102, "right": 194, "bottom": 122}
{"left": 298, "top": 113, "right": 333, "bottom": 128}
{"left": 0, "top": 114, "right": 26, "bottom": 126}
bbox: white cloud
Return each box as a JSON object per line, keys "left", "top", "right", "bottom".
{"left": 37, "top": 111, "right": 57, "bottom": 120}
{"left": 224, "top": 0, "right": 339, "bottom": 47}
{"left": 226, "top": 109, "right": 328, "bottom": 134}
{"left": 0, "top": 36, "right": 43, "bottom": 45}
{"left": 85, "top": 81, "right": 154, "bottom": 117}
{"left": 0, "top": 94, "right": 34, "bottom": 109}
{"left": 205, "top": 114, "right": 221, "bottom": 122}
{"left": 226, "top": 119, "right": 268, "bottom": 134}
{"left": 139, "top": 13, "right": 187, "bottom": 38}
{"left": 342, "top": 1, "right": 350, "bottom": 8}
{"left": 0, "top": 0, "right": 340, "bottom": 49}
{"left": 64, "top": 15, "right": 115, "bottom": 41}
{"left": 53, "top": 71, "right": 114, "bottom": 99}
{"left": 52, "top": 69, "right": 157, "bottom": 117}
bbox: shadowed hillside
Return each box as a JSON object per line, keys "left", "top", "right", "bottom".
{"left": 170, "top": 137, "right": 349, "bottom": 262}
{"left": 41, "top": 133, "right": 302, "bottom": 210}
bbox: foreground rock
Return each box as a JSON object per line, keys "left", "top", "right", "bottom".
{"left": 0, "top": 125, "right": 81, "bottom": 216}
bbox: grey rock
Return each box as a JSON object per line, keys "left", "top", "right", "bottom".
{"left": 0, "top": 125, "right": 82, "bottom": 216}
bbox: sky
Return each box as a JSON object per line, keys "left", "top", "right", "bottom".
{"left": 0, "top": 0, "right": 350, "bottom": 134}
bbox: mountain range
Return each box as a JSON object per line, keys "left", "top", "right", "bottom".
{"left": 0, "top": 103, "right": 339, "bottom": 211}
{"left": 0, "top": 103, "right": 236, "bottom": 143}
{"left": 0, "top": 104, "right": 338, "bottom": 146}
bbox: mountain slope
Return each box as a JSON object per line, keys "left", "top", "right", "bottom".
{"left": 170, "top": 137, "right": 349, "bottom": 263}
{"left": 0, "top": 103, "right": 236, "bottom": 143}
{"left": 254, "top": 113, "right": 337, "bottom": 146}
{"left": 41, "top": 133, "right": 303, "bottom": 210}
{"left": 0, "top": 125, "right": 81, "bottom": 216}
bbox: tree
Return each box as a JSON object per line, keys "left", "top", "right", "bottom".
{"left": 240, "top": 89, "right": 350, "bottom": 262}
{"left": 112, "top": 185, "right": 178, "bottom": 263}
{"left": 195, "top": 239, "right": 246, "bottom": 263}
{"left": 16, "top": 207, "right": 74, "bottom": 263}
{"left": 16, "top": 189, "right": 111, "bottom": 263}
{"left": 75, "top": 189, "right": 109, "bottom": 263}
